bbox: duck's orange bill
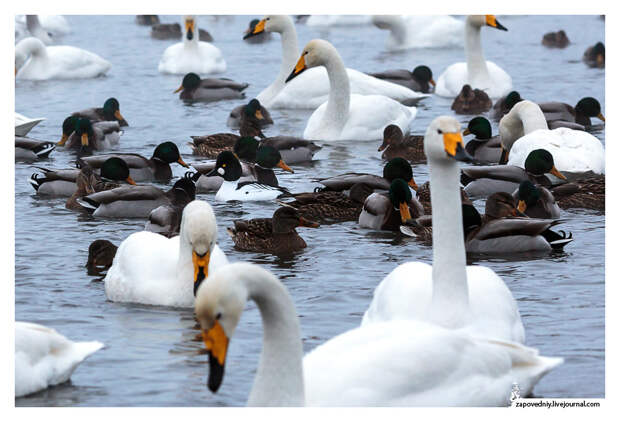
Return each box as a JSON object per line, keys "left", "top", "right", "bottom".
{"left": 462, "top": 128, "right": 471, "bottom": 136}
{"left": 177, "top": 158, "right": 189, "bottom": 168}
{"left": 57, "top": 134, "right": 68, "bottom": 146}
{"left": 399, "top": 202, "right": 412, "bottom": 223}
{"left": 114, "top": 110, "right": 125, "bottom": 121}
{"left": 81, "top": 133, "right": 89, "bottom": 146}
{"left": 429, "top": 78, "right": 436, "bottom": 87}
{"left": 443, "top": 132, "right": 464, "bottom": 158}
{"left": 550, "top": 166, "right": 566, "bottom": 180}
{"left": 517, "top": 200, "right": 527, "bottom": 214}
{"left": 598, "top": 113, "right": 606, "bottom": 122}
{"left": 299, "top": 217, "right": 320, "bottom": 228}
{"left": 202, "top": 322, "right": 229, "bottom": 366}
{"left": 255, "top": 109, "right": 264, "bottom": 120}
{"left": 277, "top": 160, "right": 294, "bottom": 173}
{"left": 408, "top": 179, "right": 418, "bottom": 191}
{"left": 126, "top": 176, "right": 137, "bottom": 185}
{"left": 174, "top": 85, "right": 184, "bottom": 93}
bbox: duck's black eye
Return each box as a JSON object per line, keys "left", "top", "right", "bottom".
{"left": 216, "top": 312, "right": 222, "bottom": 320}
{"left": 437, "top": 129, "right": 443, "bottom": 134}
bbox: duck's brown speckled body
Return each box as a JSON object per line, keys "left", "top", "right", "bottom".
{"left": 551, "top": 175, "right": 605, "bottom": 212}
{"left": 451, "top": 84, "right": 492, "bottom": 115}
{"left": 542, "top": 30, "right": 570, "bottom": 48}
{"left": 378, "top": 125, "right": 425, "bottom": 163}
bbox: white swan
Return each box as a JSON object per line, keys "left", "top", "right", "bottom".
{"left": 362, "top": 116, "right": 524, "bottom": 343}
{"left": 158, "top": 15, "right": 226, "bottom": 75}
{"left": 16, "top": 15, "right": 71, "bottom": 36}
{"left": 371, "top": 15, "right": 464, "bottom": 50}
{"left": 15, "top": 322, "right": 103, "bottom": 397}
{"left": 305, "top": 15, "right": 372, "bottom": 27}
{"left": 104, "top": 200, "right": 228, "bottom": 307}
{"left": 15, "top": 112, "right": 45, "bottom": 136}
{"left": 195, "top": 262, "right": 562, "bottom": 406}
{"left": 436, "top": 15, "right": 512, "bottom": 98}
{"left": 15, "top": 37, "right": 111, "bottom": 80}
{"left": 500, "top": 101, "right": 605, "bottom": 174}
{"left": 246, "top": 15, "right": 428, "bottom": 109}
{"left": 286, "top": 39, "right": 417, "bottom": 141}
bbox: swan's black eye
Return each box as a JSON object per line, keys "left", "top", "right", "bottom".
{"left": 266, "top": 17, "right": 270, "bottom": 21}
{"left": 437, "top": 129, "right": 443, "bottom": 134}
{"left": 216, "top": 312, "right": 222, "bottom": 320}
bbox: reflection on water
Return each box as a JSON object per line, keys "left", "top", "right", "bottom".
{"left": 15, "top": 15, "right": 604, "bottom": 406}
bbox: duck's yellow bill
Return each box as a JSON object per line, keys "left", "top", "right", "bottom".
{"left": 114, "top": 110, "right": 125, "bottom": 121}
{"left": 255, "top": 109, "right": 264, "bottom": 120}
{"left": 126, "top": 176, "right": 137, "bottom": 185}
{"left": 81, "top": 133, "right": 89, "bottom": 147}
{"left": 598, "top": 113, "right": 605, "bottom": 122}
{"left": 463, "top": 128, "right": 471, "bottom": 136}
{"left": 399, "top": 201, "right": 412, "bottom": 223}
{"left": 57, "top": 134, "right": 68, "bottom": 146}
{"left": 517, "top": 200, "right": 527, "bottom": 213}
{"left": 429, "top": 78, "right": 436, "bottom": 87}
{"left": 408, "top": 179, "right": 418, "bottom": 191}
{"left": 443, "top": 132, "right": 464, "bottom": 158}
{"left": 174, "top": 85, "right": 184, "bottom": 93}
{"left": 177, "top": 158, "right": 189, "bottom": 168}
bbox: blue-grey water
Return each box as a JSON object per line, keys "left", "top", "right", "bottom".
{"left": 14, "top": 15, "right": 605, "bottom": 406}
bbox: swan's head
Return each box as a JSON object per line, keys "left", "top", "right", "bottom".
{"left": 183, "top": 15, "right": 196, "bottom": 41}
{"left": 424, "top": 116, "right": 471, "bottom": 164}
{"left": 179, "top": 200, "right": 219, "bottom": 295}
{"left": 371, "top": 15, "right": 399, "bottom": 29}
{"left": 153, "top": 141, "right": 189, "bottom": 167}
{"left": 575, "top": 97, "right": 605, "bottom": 122}
{"left": 195, "top": 263, "right": 276, "bottom": 392}
{"left": 285, "top": 39, "right": 337, "bottom": 83}
{"left": 243, "top": 15, "right": 291, "bottom": 39}
{"left": 15, "top": 37, "right": 46, "bottom": 73}
{"left": 464, "top": 117, "right": 492, "bottom": 139}
{"left": 524, "top": 149, "right": 566, "bottom": 180}
{"left": 383, "top": 157, "right": 418, "bottom": 191}
{"left": 467, "top": 15, "right": 507, "bottom": 31}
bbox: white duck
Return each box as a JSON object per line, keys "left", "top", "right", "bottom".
{"left": 500, "top": 100, "right": 605, "bottom": 174}
{"left": 286, "top": 39, "right": 418, "bottom": 141}
{"left": 15, "top": 37, "right": 111, "bottom": 80}
{"left": 15, "top": 112, "right": 45, "bottom": 136}
{"left": 244, "top": 15, "right": 428, "bottom": 109}
{"left": 362, "top": 116, "right": 524, "bottom": 343}
{"left": 15, "top": 322, "right": 103, "bottom": 397}
{"left": 104, "top": 200, "right": 228, "bottom": 307}
{"left": 371, "top": 15, "right": 464, "bottom": 50}
{"left": 435, "top": 15, "right": 512, "bottom": 99}
{"left": 195, "top": 262, "right": 562, "bottom": 406}
{"left": 158, "top": 15, "right": 226, "bottom": 75}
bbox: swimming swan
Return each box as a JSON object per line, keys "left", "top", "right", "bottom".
{"left": 371, "top": 15, "right": 464, "bottom": 50}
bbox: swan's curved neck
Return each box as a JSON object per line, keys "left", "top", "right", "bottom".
{"left": 464, "top": 21, "right": 490, "bottom": 85}
{"left": 500, "top": 102, "right": 548, "bottom": 151}
{"left": 244, "top": 273, "right": 305, "bottom": 406}
{"left": 386, "top": 17, "right": 407, "bottom": 44}
{"left": 17, "top": 38, "right": 46, "bottom": 57}
{"left": 257, "top": 17, "right": 299, "bottom": 104}
{"left": 321, "top": 49, "right": 350, "bottom": 132}
{"left": 428, "top": 159, "right": 469, "bottom": 326}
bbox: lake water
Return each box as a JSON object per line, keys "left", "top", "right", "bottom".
{"left": 14, "top": 14, "right": 605, "bottom": 406}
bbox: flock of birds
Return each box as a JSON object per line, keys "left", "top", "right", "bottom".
{"left": 15, "top": 14, "right": 605, "bottom": 405}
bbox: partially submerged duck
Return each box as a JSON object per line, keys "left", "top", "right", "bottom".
{"left": 86, "top": 239, "right": 117, "bottom": 276}
{"left": 539, "top": 97, "right": 605, "bottom": 130}
{"left": 367, "top": 65, "right": 435, "bottom": 93}
{"left": 15, "top": 136, "right": 55, "bottom": 161}
{"left": 145, "top": 172, "right": 197, "bottom": 237}
{"left": 583, "top": 42, "right": 604, "bottom": 68}
{"left": 227, "top": 206, "right": 320, "bottom": 255}
{"left": 72, "top": 97, "right": 128, "bottom": 127}
{"left": 174, "top": 72, "right": 248, "bottom": 101}
{"left": 542, "top": 30, "right": 570, "bottom": 48}
{"left": 136, "top": 15, "right": 159, "bottom": 25}
{"left": 550, "top": 175, "right": 605, "bottom": 212}
{"left": 57, "top": 116, "right": 122, "bottom": 152}
{"left": 451, "top": 84, "right": 492, "bottom": 114}
{"left": 378, "top": 124, "right": 425, "bottom": 163}
{"left": 151, "top": 22, "right": 213, "bottom": 41}
{"left": 65, "top": 159, "right": 130, "bottom": 212}
{"left": 513, "top": 180, "right": 561, "bottom": 219}
{"left": 463, "top": 117, "right": 502, "bottom": 164}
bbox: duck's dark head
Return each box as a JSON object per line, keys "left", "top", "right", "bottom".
{"left": 516, "top": 180, "right": 541, "bottom": 214}
{"left": 575, "top": 97, "right": 605, "bottom": 122}
{"left": 243, "top": 99, "right": 264, "bottom": 121}
{"left": 101, "top": 157, "right": 136, "bottom": 185}
{"left": 175, "top": 73, "right": 201, "bottom": 93}
{"left": 153, "top": 141, "right": 189, "bottom": 167}
{"left": 272, "top": 206, "right": 319, "bottom": 233}
{"left": 592, "top": 42, "right": 605, "bottom": 64}
{"left": 233, "top": 137, "right": 260, "bottom": 161}
{"left": 464, "top": 116, "right": 492, "bottom": 140}
{"left": 462, "top": 203, "right": 482, "bottom": 236}
{"left": 102, "top": 98, "right": 126, "bottom": 124}
{"left": 256, "top": 146, "right": 294, "bottom": 173}
{"left": 524, "top": 149, "right": 566, "bottom": 180}
{"left": 58, "top": 115, "right": 79, "bottom": 146}
{"left": 383, "top": 157, "right": 417, "bottom": 191}
{"left": 74, "top": 117, "right": 95, "bottom": 148}
{"left": 378, "top": 124, "right": 404, "bottom": 151}
{"left": 171, "top": 175, "right": 196, "bottom": 202}
{"left": 412, "top": 65, "right": 435, "bottom": 88}
{"left": 504, "top": 91, "right": 522, "bottom": 112}
{"left": 389, "top": 178, "right": 414, "bottom": 223}
{"left": 206, "top": 151, "right": 243, "bottom": 181}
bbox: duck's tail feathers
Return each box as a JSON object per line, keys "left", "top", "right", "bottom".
{"left": 76, "top": 197, "right": 98, "bottom": 211}
{"left": 34, "top": 142, "right": 56, "bottom": 158}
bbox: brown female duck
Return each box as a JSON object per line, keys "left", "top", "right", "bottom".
{"left": 550, "top": 175, "right": 605, "bottom": 212}
{"left": 542, "top": 30, "right": 570, "bottom": 48}
{"left": 378, "top": 124, "right": 425, "bottom": 163}
{"left": 451, "top": 84, "right": 492, "bottom": 115}
{"left": 583, "top": 42, "right": 604, "bottom": 68}
{"left": 227, "top": 206, "right": 320, "bottom": 255}
{"left": 86, "top": 239, "right": 118, "bottom": 276}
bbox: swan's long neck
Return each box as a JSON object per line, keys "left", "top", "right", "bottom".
{"left": 500, "top": 101, "right": 548, "bottom": 151}
{"left": 245, "top": 273, "right": 305, "bottom": 406}
{"left": 176, "top": 231, "right": 193, "bottom": 279}
{"left": 257, "top": 17, "right": 299, "bottom": 104}
{"left": 321, "top": 49, "right": 350, "bottom": 132}
{"left": 428, "top": 159, "right": 470, "bottom": 326}
{"left": 386, "top": 16, "right": 407, "bottom": 44}
{"left": 17, "top": 37, "right": 46, "bottom": 58}
{"left": 464, "top": 21, "right": 490, "bottom": 86}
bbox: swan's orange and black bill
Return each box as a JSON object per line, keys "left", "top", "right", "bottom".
{"left": 286, "top": 55, "right": 307, "bottom": 83}
{"left": 185, "top": 19, "right": 195, "bottom": 40}
{"left": 203, "top": 322, "right": 229, "bottom": 393}
{"left": 193, "top": 250, "right": 211, "bottom": 295}
{"left": 243, "top": 19, "right": 266, "bottom": 39}
{"left": 486, "top": 15, "right": 507, "bottom": 31}
{"left": 444, "top": 133, "right": 471, "bottom": 162}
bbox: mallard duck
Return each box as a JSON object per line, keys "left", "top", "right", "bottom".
{"left": 550, "top": 175, "right": 605, "bottom": 212}
{"left": 80, "top": 141, "right": 189, "bottom": 182}
{"left": 279, "top": 182, "right": 374, "bottom": 224}
{"left": 145, "top": 172, "right": 197, "bottom": 237}
{"left": 583, "top": 42, "right": 604, "bottom": 68}
{"left": 205, "top": 151, "right": 291, "bottom": 201}
{"left": 539, "top": 97, "right": 605, "bottom": 130}
{"left": 367, "top": 65, "right": 435, "bottom": 93}
{"left": 464, "top": 192, "right": 573, "bottom": 253}
{"left": 513, "top": 180, "right": 561, "bottom": 219}
{"left": 86, "top": 239, "right": 117, "bottom": 276}
{"left": 358, "top": 178, "right": 425, "bottom": 232}
{"left": 463, "top": 116, "right": 502, "bottom": 164}
{"left": 462, "top": 148, "right": 566, "bottom": 198}
{"left": 490, "top": 90, "right": 523, "bottom": 120}
{"left": 72, "top": 97, "right": 128, "bottom": 127}
{"left": 195, "top": 262, "right": 561, "bottom": 405}
{"left": 57, "top": 117, "right": 122, "bottom": 152}
{"left": 451, "top": 84, "right": 492, "bottom": 114}
{"left": 260, "top": 136, "right": 321, "bottom": 164}
{"left": 65, "top": 160, "right": 125, "bottom": 212}
{"left": 228, "top": 206, "right": 320, "bottom": 255}
{"left": 542, "top": 30, "right": 570, "bottom": 48}
{"left": 77, "top": 175, "right": 196, "bottom": 218}
{"left": 15, "top": 112, "right": 45, "bottom": 136}
{"left": 151, "top": 22, "right": 213, "bottom": 41}
{"left": 243, "top": 19, "right": 272, "bottom": 44}
{"left": 174, "top": 72, "right": 248, "bottom": 101}
{"left": 227, "top": 101, "right": 273, "bottom": 129}
{"left": 238, "top": 99, "right": 267, "bottom": 138}
{"left": 29, "top": 156, "right": 135, "bottom": 196}
{"left": 316, "top": 157, "right": 418, "bottom": 193}
{"left": 136, "top": 15, "right": 159, "bottom": 25}
{"left": 104, "top": 200, "right": 228, "bottom": 307}
{"left": 377, "top": 124, "right": 425, "bottom": 163}
{"left": 15, "top": 136, "right": 55, "bottom": 161}
{"left": 15, "top": 322, "right": 103, "bottom": 397}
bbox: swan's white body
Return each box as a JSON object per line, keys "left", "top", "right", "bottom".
{"left": 15, "top": 112, "right": 45, "bottom": 136}
{"left": 196, "top": 262, "right": 562, "bottom": 406}
{"left": 104, "top": 201, "right": 228, "bottom": 307}
{"left": 305, "top": 15, "right": 372, "bottom": 27}
{"left": 371, "top": 15, "right": 464, "bottom": 50}
{"left": 362, "top": 116, "right": 525, "bottom": 343}
{"left": 158, "top": 16, "right": 226, "bottom": 75}
{"left": 16, "top": 15, "right": 71, "bottom": 36}
{"left": 15, "top": 37, "right": 111, "bottom": 80}
{"left": 435, "top": 15, "right": 512, "bottom": 98}
{"left": 15, "top": 322, "right": 103, "bottom": 397}
{"left": 501, "top": 101, "right": 605, "bottom": 174}
{"left": 292, "top": 39, "right": 417, "bottom": 141}
{"left": 255, "top": 16, "right": 427, "bottom": 109}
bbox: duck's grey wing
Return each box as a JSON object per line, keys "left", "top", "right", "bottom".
{"left": 82, "top": 153, "right": 149, "bottom": 169}
{"left": 358, "top": 192, "right": 389, "bottom": 229}
{"left": 368, "top": 69, "right": 412, "bottom": 81}
{"left": 476, "top": 218, "right": 558, "bottom": 240}
{"left": 317, "top": 173, "right": 389, "bottom": 191}
{"left": 200, "top": 78, "right": 249, "bottom": 91}
{"left": 261, "top": 136, "right": 321, "bottom": 151}
{"left": 461, "top": 165, "right": 530, "bottom": 184}
{"left": 538, "top": 102, "right": 575, "bottom": 122}
{"left": 82, "top": 185, "right": 164, "bottom": 204}
{"left": 548, "top": 120, "right": 586, "bottom": 131}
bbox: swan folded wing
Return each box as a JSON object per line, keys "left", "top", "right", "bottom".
{"left": 461, "top": 165, "right": 529, "bottom": 183}
{"left": 475, "top": 218, "right": 559, "bottom": 240}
